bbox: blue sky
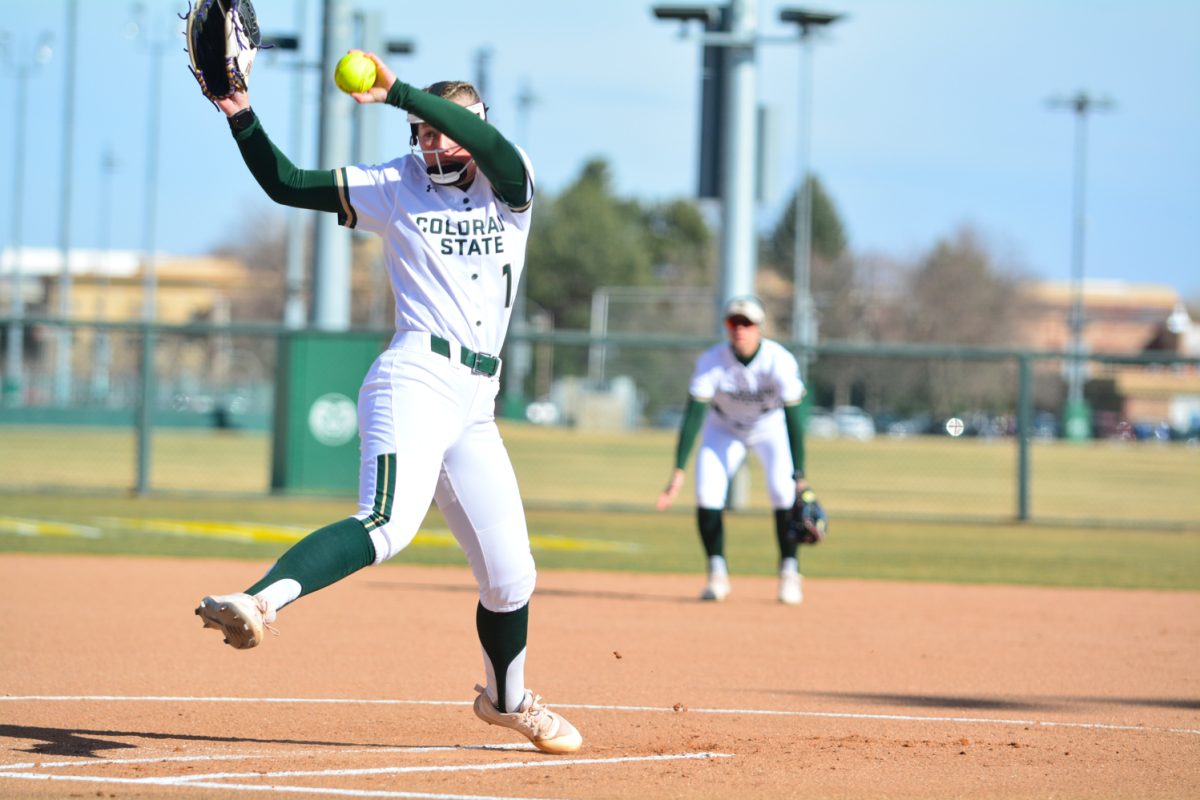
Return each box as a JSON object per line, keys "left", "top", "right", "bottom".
{"left": 2, "top": 0, "right": 1198, "bottom": 299}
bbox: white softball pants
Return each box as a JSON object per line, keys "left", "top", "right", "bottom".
{"left": 355, "top": 332, "right": 536, "bottom": 613}
{"left": 694, "top": 416, "right": 797, "bottom": 510}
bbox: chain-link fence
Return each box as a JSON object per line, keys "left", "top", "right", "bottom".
{"left": 2, "top": 317, "right": 1198, "bottom": 528}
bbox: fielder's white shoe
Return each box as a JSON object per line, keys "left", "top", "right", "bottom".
{"left": 473, "top": 684, "right": 582, "bottom": 754}
{"left": 699, "top": 572, "right": 731, "bottom": 602}
{"left": 195, "top": 593, "right": 277, "bottom": 650}
{"left": 778, "top": 571, "right": 803, "bottom": 605}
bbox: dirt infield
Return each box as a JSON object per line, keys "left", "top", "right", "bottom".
{"left": 1, "top": 553, "right": 1197, "bottom": 799}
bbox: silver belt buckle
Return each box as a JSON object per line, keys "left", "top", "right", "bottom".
{"left": 470, "top": 351, "right": 495, "bottom": 375}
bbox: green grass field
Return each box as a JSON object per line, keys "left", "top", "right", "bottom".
{"left": 2, "top": 424, "right": 1197, "bottom": 590}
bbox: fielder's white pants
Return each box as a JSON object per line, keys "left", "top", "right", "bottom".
{"left": 694, "top": 415, "right": 796, "bottom": 510}
{"left": 355, "top": 332, "right": 536, "bottom": 613}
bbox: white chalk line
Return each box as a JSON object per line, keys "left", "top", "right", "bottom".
{"left": 167, "top": 751, "right": 734, "bottom": 782}
{"left": 2, "top": 694, "right": 1196, "bottom": 737}
{"left": 0, "top": 742, "right": 532, "bottom": 772}
{"left": 0, "top": 771, "right": 556, "bottom": 800}
{"left": 0, "top": 752, "right": 732, "bottom": 800}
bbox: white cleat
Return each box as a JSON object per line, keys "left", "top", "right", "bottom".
{"left": 699, "top": 572, "right": 731, "bottom": 602}
{"left": 195, "top": 593, "right": 276, "bottom": 650}
{"left": 473, "top": 684, "right": 582, "bottom": 754}
{"left": 778, "top": 571, "right": 803, "bottom": 605}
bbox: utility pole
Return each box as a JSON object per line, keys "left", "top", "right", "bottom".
{"left": 126, "top": 2, "right": 169, "bottom": 493}
{"left": 779, "top": 8, "right": 843, "bottom": 380}
{"left": 54, "top": 0, "right": 79, "bottom": 406}
{"left": 2, "top": 31, "right": 53, "bottom": 407}
{"left": 503, "top": 78, "right": 538, "bottom": 418}
{"left": 312, "top": 0, "right": 354, "bottom": 330}
{"left": 1048, "top": 90, "right": 1114, "bottom": 441}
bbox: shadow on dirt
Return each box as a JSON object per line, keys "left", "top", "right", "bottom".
{"left": 364, "top": 579, "right": 698, "bottom": 605}
{"left": 760, "top": 690, "right": 1199, "bottom": 712}
{"left": 0, "top": 724, "right": 404, "bottom": 759}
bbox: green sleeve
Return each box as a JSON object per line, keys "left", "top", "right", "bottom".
{"left": 386, "top": 81, "right": 529, "bottom": 209}
{"left": 783, "top": 403, "right": 806, "bottom": 478}
{"left": 232, "top": 116, "right": 343, "bottom": 214}
{"left": 673, "top": 398, "right": 710, "bottom": 470}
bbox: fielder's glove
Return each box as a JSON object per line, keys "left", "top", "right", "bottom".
{"left": 183, "top": 0, "right": 264, "bottom": 104}
{"left": 788, "top": 488, "right": 828, "bottom": 545}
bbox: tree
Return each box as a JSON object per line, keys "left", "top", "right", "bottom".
{"left": 524, "top": 159, "right": 657, "bottom": 331}
{"left": 645, "top": 198, "right": 714, "bottom": 287}
{"left": 763, "top": 174, "right": 848, "bottom": 277}
{"left": 899, "top": 226, "right": 1024, "bottom": 347}
{"left": 873, "top": 225, "right": 1028, "bottom": 415}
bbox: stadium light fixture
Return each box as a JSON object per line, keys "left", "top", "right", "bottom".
{"left": 651, "top": 5, "right": 722, "bottom": 25}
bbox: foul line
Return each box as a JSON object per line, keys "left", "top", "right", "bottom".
{"left": 2, "top": 694, "right": 1196, "bottom": 738}
{"left": 0, "top": 752, "right": 732, "bottom": 800}
{"left": 0, "top": 743, "right": 533, "bottom": 772}
{"left": 0, "top": 772, "right": 558, "bottom": 800}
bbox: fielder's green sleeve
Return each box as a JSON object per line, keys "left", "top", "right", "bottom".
{"left": 386, "top": 80, "right": 529, "bottom": 208}
{"left": 784, "top": 403, "right": 806, "bottom": 479}
{"left": 230, "top": 115, "right": 343, "bottom": 213}
{"left": 673, "top": 397, "right": 710, "bottom": 470}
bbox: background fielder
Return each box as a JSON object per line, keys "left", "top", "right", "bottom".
{"left": 657, "top": 296, "right": 815, "bottom": 605}
{"left": 191, "top": 48, "right": 581, "bottom": 754}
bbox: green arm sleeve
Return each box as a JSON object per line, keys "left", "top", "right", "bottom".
{"left": 783, "top": 403, "right": 807, "bottom": 479}
{"left": 673, "top": 398, "right": 710, "bottom": 470}
{"left": 232, "top": 116, "right": 343, "bottom": 214}
{"left": 386, "top": 81, "right": 529, "bottom": 208}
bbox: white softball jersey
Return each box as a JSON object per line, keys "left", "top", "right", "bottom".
{"left": 342, "top": 147, "right": 534, "bottom": 356}
{"left": 689, "top": 339, "right": 806, "bottom": 509}
{"left": 339, "top": 149, "right": 538, "bottom": 614}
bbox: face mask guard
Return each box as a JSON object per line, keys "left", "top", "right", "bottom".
{"left": 408, "top": 101, "right": 487, "bottom": 185}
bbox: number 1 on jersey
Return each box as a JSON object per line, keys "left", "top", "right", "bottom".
{"left": 502, "top": 263, "right": 512, "bottom": 308}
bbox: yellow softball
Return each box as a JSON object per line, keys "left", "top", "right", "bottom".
{"left": 334, "top": 51, "right": 376, "bottom": 94}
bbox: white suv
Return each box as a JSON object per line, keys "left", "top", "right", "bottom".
{"left": 833, "top": 405, "right": 876, "bottom": 441}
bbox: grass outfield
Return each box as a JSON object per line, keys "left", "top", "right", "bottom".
{"left": 1, "top": 423, "right": 1197, "bottom": 590}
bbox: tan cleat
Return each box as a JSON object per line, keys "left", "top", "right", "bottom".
{"left": 195, "top": 593, "right": 276, "bottom": 650}
{"left": 699, "top": 572, "right": 730, "bottom": 602}
{"left": 473, "top": 684, "right": 582, "bottom": 754}
{"left": 778, "top": 571, "right": 803, "bottom": 605}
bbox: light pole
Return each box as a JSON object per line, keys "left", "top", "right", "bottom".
{"left": 1048, "top": 90, "right": 1113, "bottom": 441}
{"left": 2, "top": 30, "right": 53, "bottom": 407}
{"left": 128, "top": 3, "right": 168, "bottom": 493}
{"left": 263, "top": 6, "right": 314, "bottom": 330}
{"left": 53, "top": 0, "right": 79, "bottom": 406}
{"left": 779, "top": 8, "right": 843, "bottom": 380}
{"left": 503, "top": 78, "right": 538, "bottom": 418}
{"left": 91, "top": 146, "right": 117, "bottom": 403}
{"left": 653, "top": 1, "right": 760, "bottom": 329}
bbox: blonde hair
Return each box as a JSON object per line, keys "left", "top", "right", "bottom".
{"left": 423, "top": 81, "right": 482, "bottom": 105}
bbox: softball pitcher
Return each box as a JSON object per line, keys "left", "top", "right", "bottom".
{"left": 657, "top": 296, "right": 814, "bottom": 605}
{"left": 192, "top": 51, "right": 580, "bottom": 754}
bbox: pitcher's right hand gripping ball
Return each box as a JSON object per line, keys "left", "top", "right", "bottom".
{"left": 183, "top": 0, "right": 263, "bottom": 104}
{"left": 788, "top": 488, "right": 828, "bottom": 545}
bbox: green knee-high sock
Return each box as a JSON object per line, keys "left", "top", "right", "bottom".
{"left": 775, "top": 508, "right": 798, "bottom": 562}
{"left": 476, "top": 602, "right": 529, "bottom": 713}
{"left": 697, "top": 507, "right": 725, "bottom": 559}
{"left": 246, "top": 517, "right": 376, "bottom": 599}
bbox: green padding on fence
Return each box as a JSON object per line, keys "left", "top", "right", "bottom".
{"left": 271, "top": 332, "right": 388, "bottom": 494}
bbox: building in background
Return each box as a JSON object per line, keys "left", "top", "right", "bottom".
{"left": 1018, "top": 280, "right": 1200, "bottom": 436}
{"left": 1, "top": 246, "right": 250, "bottom": 408}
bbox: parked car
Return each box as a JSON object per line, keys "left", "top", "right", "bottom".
{"left": 833, "top": 405, "right": 876, "bottom": 441}
{"left": 1032, "top": 411, "right": 1059, "bottom": 440}
{"left": 886, "top": 413, "right": 933, "bottom": 438}
{"left": 806, "top": 406, "right": 839, "bottom": 439}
